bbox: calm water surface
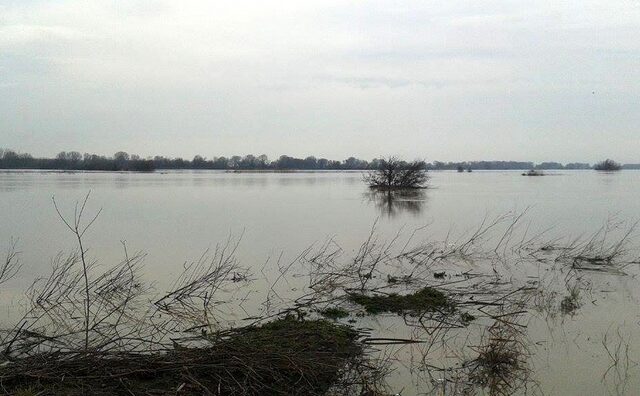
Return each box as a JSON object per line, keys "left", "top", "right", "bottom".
{"left": 2, "top": 170, "right": 638, "bottom": 280}
{"left": 1, "top": 170, "right": 639, "bottom": 395}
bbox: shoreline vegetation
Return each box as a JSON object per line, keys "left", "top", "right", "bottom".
{"left": 2, "top": 317, "right": 364, "bottom": 395}
{"left": 0, "top": 195, "right": 378, "bottom": 395}
{"left": 1, "top": 149, "right": 639, "bottom": 172}
{"left": 1, "top": 195, "right": 639, "bottom": 394}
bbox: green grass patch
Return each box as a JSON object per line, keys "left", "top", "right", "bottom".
{"left": 348, "top": 287, "right": 454, "bottom": 315}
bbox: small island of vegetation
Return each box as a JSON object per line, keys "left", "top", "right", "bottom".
{"left": 593, "top": 159, "right": 622, "bottom": 171}
{"left": 522, "top": 169, "right": 544, "bottom": 177}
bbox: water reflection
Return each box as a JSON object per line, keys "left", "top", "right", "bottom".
{"left": 364, "top": 189, "right": 427, "bottom": 218}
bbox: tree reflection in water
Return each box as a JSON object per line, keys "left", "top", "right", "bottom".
{"left": 364, "top": 189, "right": 427, "bottom": 218}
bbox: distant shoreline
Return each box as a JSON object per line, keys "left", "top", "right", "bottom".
{"left": 1, "top": 168, "right": 638, "bottom": 175}
{"left": 2, "top": 150, "right": 639, "bottom": 172}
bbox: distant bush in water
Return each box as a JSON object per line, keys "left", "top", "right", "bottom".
{"left": 594, "top": 159, "right": 622, "bottom": 171}
{"left": 522, "top": 169, "right": 544, "bottom": 177}
{"left": 364, "top": 157, "right": 428, "bottom": 190}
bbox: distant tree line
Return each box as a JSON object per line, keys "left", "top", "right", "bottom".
{"left": 0, "top": 149, "right": 636, "bottom": 172}
{"left": 427, "top": 161, "right": 596, "bottom": 170}
{"left": 0, "top": 150, "right": 375, "bottom": 172}
{"left": 0, "top": 149, "right": 155, "bottom": 172}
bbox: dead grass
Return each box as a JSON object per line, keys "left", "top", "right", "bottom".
{"left": 0, "top": 318, "right": 362, "bottom": 396}
{"left": 468, "top": 318, "right": 532, "bottom": 396}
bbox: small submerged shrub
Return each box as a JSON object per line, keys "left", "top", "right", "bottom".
{"left": 594, "top": 159, "right": 622, "bottom": 171}
{"left": 460, "top": 312, "right": 476, "bottom": 323}
{"left": 469, "top": 320, "right": 531, "bottom": 395}
{"left": 560, "top": 285, "right": 581, "bottom": 315}
{"left": 364, "top": 157, "right": 429, "bottom": 190}
{"left": 348, "top": 287, "right": 453, "bottom": 315}
{"left": 560, "top": 295, "right": 580, "bottom": 315}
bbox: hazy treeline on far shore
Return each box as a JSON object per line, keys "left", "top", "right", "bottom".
{"left": 0, "top": 148, "right": 638, "bottom": 172}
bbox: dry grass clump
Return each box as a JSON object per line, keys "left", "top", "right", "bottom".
{"left": 560, "top": 283, "right": 581, "bottom": 315}
{"left": 561, "top": 220, "right": 637, "bottom": 272}
{"left": 0, "top": 318, "right": 362, "bottom": 396}
{"left": 467, "top": 319, "right": 531, "bottom": 395}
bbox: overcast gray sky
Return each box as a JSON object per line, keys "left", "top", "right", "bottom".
{"left": 1, "top": 0, "right": 639, "bottom": 162}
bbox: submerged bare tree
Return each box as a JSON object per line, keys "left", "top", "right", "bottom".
{"left": 52, "top": 191, "right": 102, "bottom": 352}
{"left": 364, "top": 157, "right": 429, "bottom": 190}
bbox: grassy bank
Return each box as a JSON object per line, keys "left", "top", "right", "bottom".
{"left": 2, "top": 318, "right": 362, "bottom": 396}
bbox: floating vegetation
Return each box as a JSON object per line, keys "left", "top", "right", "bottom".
{"left": 348, "top": 287, "right": 453, "bottom": 315}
